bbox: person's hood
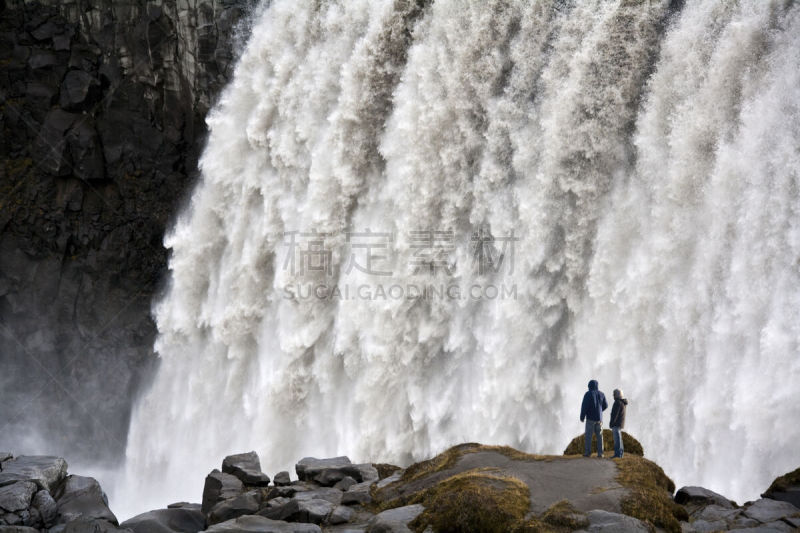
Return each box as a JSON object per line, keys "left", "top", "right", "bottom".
{"left": 588, "top": 379, "right": 598, "bottom": 391}
{"left": 619, "top": 398, "right": 628, "bottom": 405}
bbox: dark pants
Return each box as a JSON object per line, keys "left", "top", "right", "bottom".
{"left": 584, "top": 419, "right": 603, "bottom": 457}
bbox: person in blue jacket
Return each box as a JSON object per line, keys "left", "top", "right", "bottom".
{"left": 580, "top": 379, "right": 608, "bottom": 457}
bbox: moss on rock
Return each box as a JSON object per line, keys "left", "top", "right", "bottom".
{"left": 765, "top": 467, "right": 800, "bottom": 494}
{"left": 616, "top": 455, "right": 687, "bottom": 533}
{"left": 401, "top": 469, "right": 530, "bottom": 533}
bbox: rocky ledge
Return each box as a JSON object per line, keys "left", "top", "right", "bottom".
{"left": 1, "top": 438, "right": 799, "bottom": 533}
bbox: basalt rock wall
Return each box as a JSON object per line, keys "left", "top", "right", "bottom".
{"left": 0, "top": 0, "right": 258, "bottom": 462}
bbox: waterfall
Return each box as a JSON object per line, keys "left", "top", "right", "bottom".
{"left": 117, "top": 0, "right": 800, "bottom": 517}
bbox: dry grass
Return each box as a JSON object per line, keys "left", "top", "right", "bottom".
{"left": 765, "top": 467, "right": 800, "bottom": 494}
{"left": 373, "top": 463, "right": 402, "bottom": 480}
{"left": 616, "top": 456, "right": 688, "bottom": 533}
{"left": 563, "top": 430, "right": 644, "bottom": 457}
{"left": 400, "top": 443, "right": 548, "bottom": 485}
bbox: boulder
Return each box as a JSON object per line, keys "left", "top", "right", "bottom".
{"left": 121, "top": 507, "right": 206, "bottom": 533}
{"left": 742, "top": 498, "right": 800, "bottom": 524}
{"left": 675, "top": 486, "right": 735, "bottom": 508}
{"left": 333, "top": 477, "right": 357, "bottom": 492}
{"left": 167, "top": 503, "right": 202, "bottom": 511}
{"left": 328, "top": 505, "right": 353, "bottom": 525}
{"left": 0, "top": 526, "right": 40, "bottom": 532}
{"left": 203, "top": 515, "right": 322, "bottom": 532}
{"left": 258, "top": 499, "right": 333, "bottom": 525}
{"left": 202, "top": 470, "right": 245, "bottom": 515}
{"left": 59, "top": 70, "right": 101, "bottom": 110}
{"left": 295, "top": 457, "right": 377, "bottom": 487}
{"left": 690, "top": 504, "right": 740, "bottom": 523}
{"left": 578, "top": 510, "right": 650, "bottom": 532}
{"left": 367, "top": 505, "right": 424, "bottom": 533}
{"left": 53, "top": 475, "right": 118, "bottom": 525}
{"left": 341, "top": 482, "right": 372, "bottom": 506}
{"left": 208, "top": 491, "right": 261, "bottom": 525}
{"left": 0, "top": 456, "right": 68, "bottom": 492}
{"left": 273, "top": 473, "right": 291, "bottom": 487}
{"left": 293, "top": 488, "right": 342, "bottom": 506}
{"left": 0, "top": 482, "right": 37, "bottom": 513}
{"left": 375, "top": 472, "right": 402, "bottom": 490}
{"left": 32, "top": 489, "right": 58, "bottom": 527}
{"left": 222, "top": 452, "right": 270, "bottom": 487}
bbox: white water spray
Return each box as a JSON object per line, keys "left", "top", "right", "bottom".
{"left": 118, "top": 0, "right": 800, "bottom": 516}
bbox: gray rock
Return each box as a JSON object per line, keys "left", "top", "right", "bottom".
{"left": 784, "top": 515, "right": 800, "bottom": 528}
{"left": 32, "top": 489, "right": 58, "bottom": 527}
{"left": 204, "top": 515, "right": 322, "bottom": 532}
{"left": 54, "top": 475, "right": 118, "bottom": 525}
{"left": 351, "top": 466, "right": 379, "bottom": 485}
{"left": 293, "top": 488, "right": 342, "bottom": 506}
{"left": 1, "top": 512, "right": 22, "bottom": 525}
{"left": 687, "top": 519, "right": 728, "bottom": 532}
{"left": 263, "top": 497, "right": 290, "bottom": 509}
{"left": 61, "top": 518, "right": 132, "bottom": 532}
{"left": 258, "top": 499, "right": 333, "bottom": 525}
{"left": 209, "top": 491, "right": 261, "bottom": 525}
{"left": 59, "top": 70, "right": 101, "bottom": 110}
{"left": 367, "top": 505, "right": 424, "bottom": 533}
{"left": 297, "top": 500, "right": 333, "bottom": 525}
{"left": 202, "top": 470, "right": 245, "bottom": 515}
{"left": 576, "top": 510, "right": 650, "bottom": 533}
{"left": 167, "top": 503, "right": 202, "bottom": 511}
{"left": 764, "top": 487, "right": 800, "bottom": 510}
{"left": 0, "top": 482, "right": 37, "bottom": 513}
{"left": 0, "top": 526, "right": 40, "bottom": 532}
{"left": 258, "top": 500, "right": 301, "bottom": 522}
{"left": 375, "top": 473, "right": 402, "bottom": 491}
{"left": 267, "top": 483, "right": 313, "bottom": 500}
{"left": 742, "top": 498, "right": 800, "bottom": 524}
{"left": 692, "top": 503, "right": 740, "bottom": 522}
{"left": 728, "top": 515, "right": 760, "bottom": 528}
{"left": 328, "top": 505, "right": 354, "bottom": 525}
{"left": 222, "top": 453, "right": 270, "bottom": 487}
{"left": 0, "top": 456, "right": 68, "bottom": 492}
{"left": 341, "top": 483, "right": 372, "bottom": 506}
{"left": 675, "top": 486, "right": 735, "bottom": 508}
{"left": 296, "top": 458, "right": 375, "bottom": 487}
{"left": 333, "top": 478, "right": 357, "bottom": 492}
{"left": 273, "top": 473, "right": 291, "bottom": 487}
{"left": 121, "top": 507, "right": 206, "bottom": 533}
{"left": 733, "top": 522, "right": 794, "bottom": 532}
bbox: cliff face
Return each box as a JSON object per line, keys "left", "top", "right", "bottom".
{"left": 0, "top": 0, "right": 258, "bottom": 461}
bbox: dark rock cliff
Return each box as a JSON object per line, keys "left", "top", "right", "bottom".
{"left": 0, "top": 0, "right": 258, "bottom": 462}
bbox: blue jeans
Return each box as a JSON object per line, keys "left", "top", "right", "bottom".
{"left": 612, "top": 427, "right": 624, "bottom": 457}
{"left": 584, "top": 419, "right": 603, "bottom": 457}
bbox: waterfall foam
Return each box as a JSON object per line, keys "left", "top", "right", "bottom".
{"left": 116, "top": 0, "right": 800, "bottom": 517}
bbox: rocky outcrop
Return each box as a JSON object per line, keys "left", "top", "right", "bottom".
{"left": 763, "top": 467, "right": 800, "bottom": 509}
{"left": 4, "top": 445, "right": 800, "bottom": 533}
{"left": 0, "top": 453, "right": 123, "bottom": 531}
{"left": 0, "top": 0, "right": 258, "bottom": 464}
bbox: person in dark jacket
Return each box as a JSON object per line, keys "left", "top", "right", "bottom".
{"left": 580, "top": 379, "right": 608, "bottom": 457}
{"left": 610, "top": 389, "right": 628, "bottom": 458}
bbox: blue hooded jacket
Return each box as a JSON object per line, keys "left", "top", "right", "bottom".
{"left": 580, "top": 380, "right": 608, "bottom": 422}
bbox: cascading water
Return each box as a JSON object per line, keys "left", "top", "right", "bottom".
{"left": 117, "top": 0, "right": 800, "bottom": 517}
